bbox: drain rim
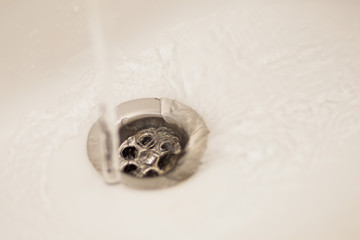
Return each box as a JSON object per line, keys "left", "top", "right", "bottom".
{"left": 87, "top": 98, "right": 208, "bottom": 189}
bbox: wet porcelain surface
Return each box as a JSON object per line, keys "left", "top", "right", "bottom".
{"left": 1, "top": 1, "right": 360, "bottom": 239}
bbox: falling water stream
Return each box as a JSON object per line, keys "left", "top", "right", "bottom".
{"left": 87, "top": 0, "right": 120, "bottom": 184}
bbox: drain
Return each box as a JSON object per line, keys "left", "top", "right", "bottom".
{"left": 87, "top": 98, "right": 208, "bottom": 189}
{"left": 119, "top": 126, "right": 181, "bottom": 177}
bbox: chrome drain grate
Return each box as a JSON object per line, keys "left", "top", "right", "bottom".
{"left": 119, "top": 127, "right": 181, "bottom": 177}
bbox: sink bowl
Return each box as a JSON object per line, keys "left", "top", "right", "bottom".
{"left": 1, "top": 0, "right": 360, "bottom": 239}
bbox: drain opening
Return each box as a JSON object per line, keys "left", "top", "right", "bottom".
{"left": 121, "top": 146, "right": 138, "bottom": 160}
{"left": 87, "top": 98, "right": 208, "bottom": 189}
{"left": 123, "top": 164, "right": 137, "bottom": 174}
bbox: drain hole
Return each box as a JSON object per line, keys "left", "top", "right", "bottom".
{"left": 121, "top": 146, "right": 138, "bottom": 160}
{"left": 144, "top": 169, "right": 159, "bottom": 177}
{"left": 157, "top": 154, "right": 172, "bottom": 170}
{"left": 140, "top": 136, "right": 153, "bottom": 146}
{"left": 160, "top": 142, "right": 172, "bottom": 152}
{"left": 123, "top": 164, "right": 137, "bottom": 174}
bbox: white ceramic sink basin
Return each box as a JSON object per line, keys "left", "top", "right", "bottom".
{"left": 1, "top": 0, "right": 360, "bottom": 239}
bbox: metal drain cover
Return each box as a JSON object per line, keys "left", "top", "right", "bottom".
{"left": 119, "top": 126, "right": 181, "bottom": 177}
{"left": 87, "top": 98, "right": 208, "bottom": 189}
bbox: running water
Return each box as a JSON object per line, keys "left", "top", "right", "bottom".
{"left": 87, "top": 0, "right": 120, "bottom": 184}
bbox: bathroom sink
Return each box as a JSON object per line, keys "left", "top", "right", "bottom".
{"left": 1, "top": 0, "right": 360, "bottom": 239}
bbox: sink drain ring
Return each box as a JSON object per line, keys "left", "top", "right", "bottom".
{"left": 87, "top": 98, "right": 208, "bottom": 189}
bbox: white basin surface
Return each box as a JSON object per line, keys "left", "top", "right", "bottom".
{"left": 1, "top": 0, "right": 360, "bottom": 239}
